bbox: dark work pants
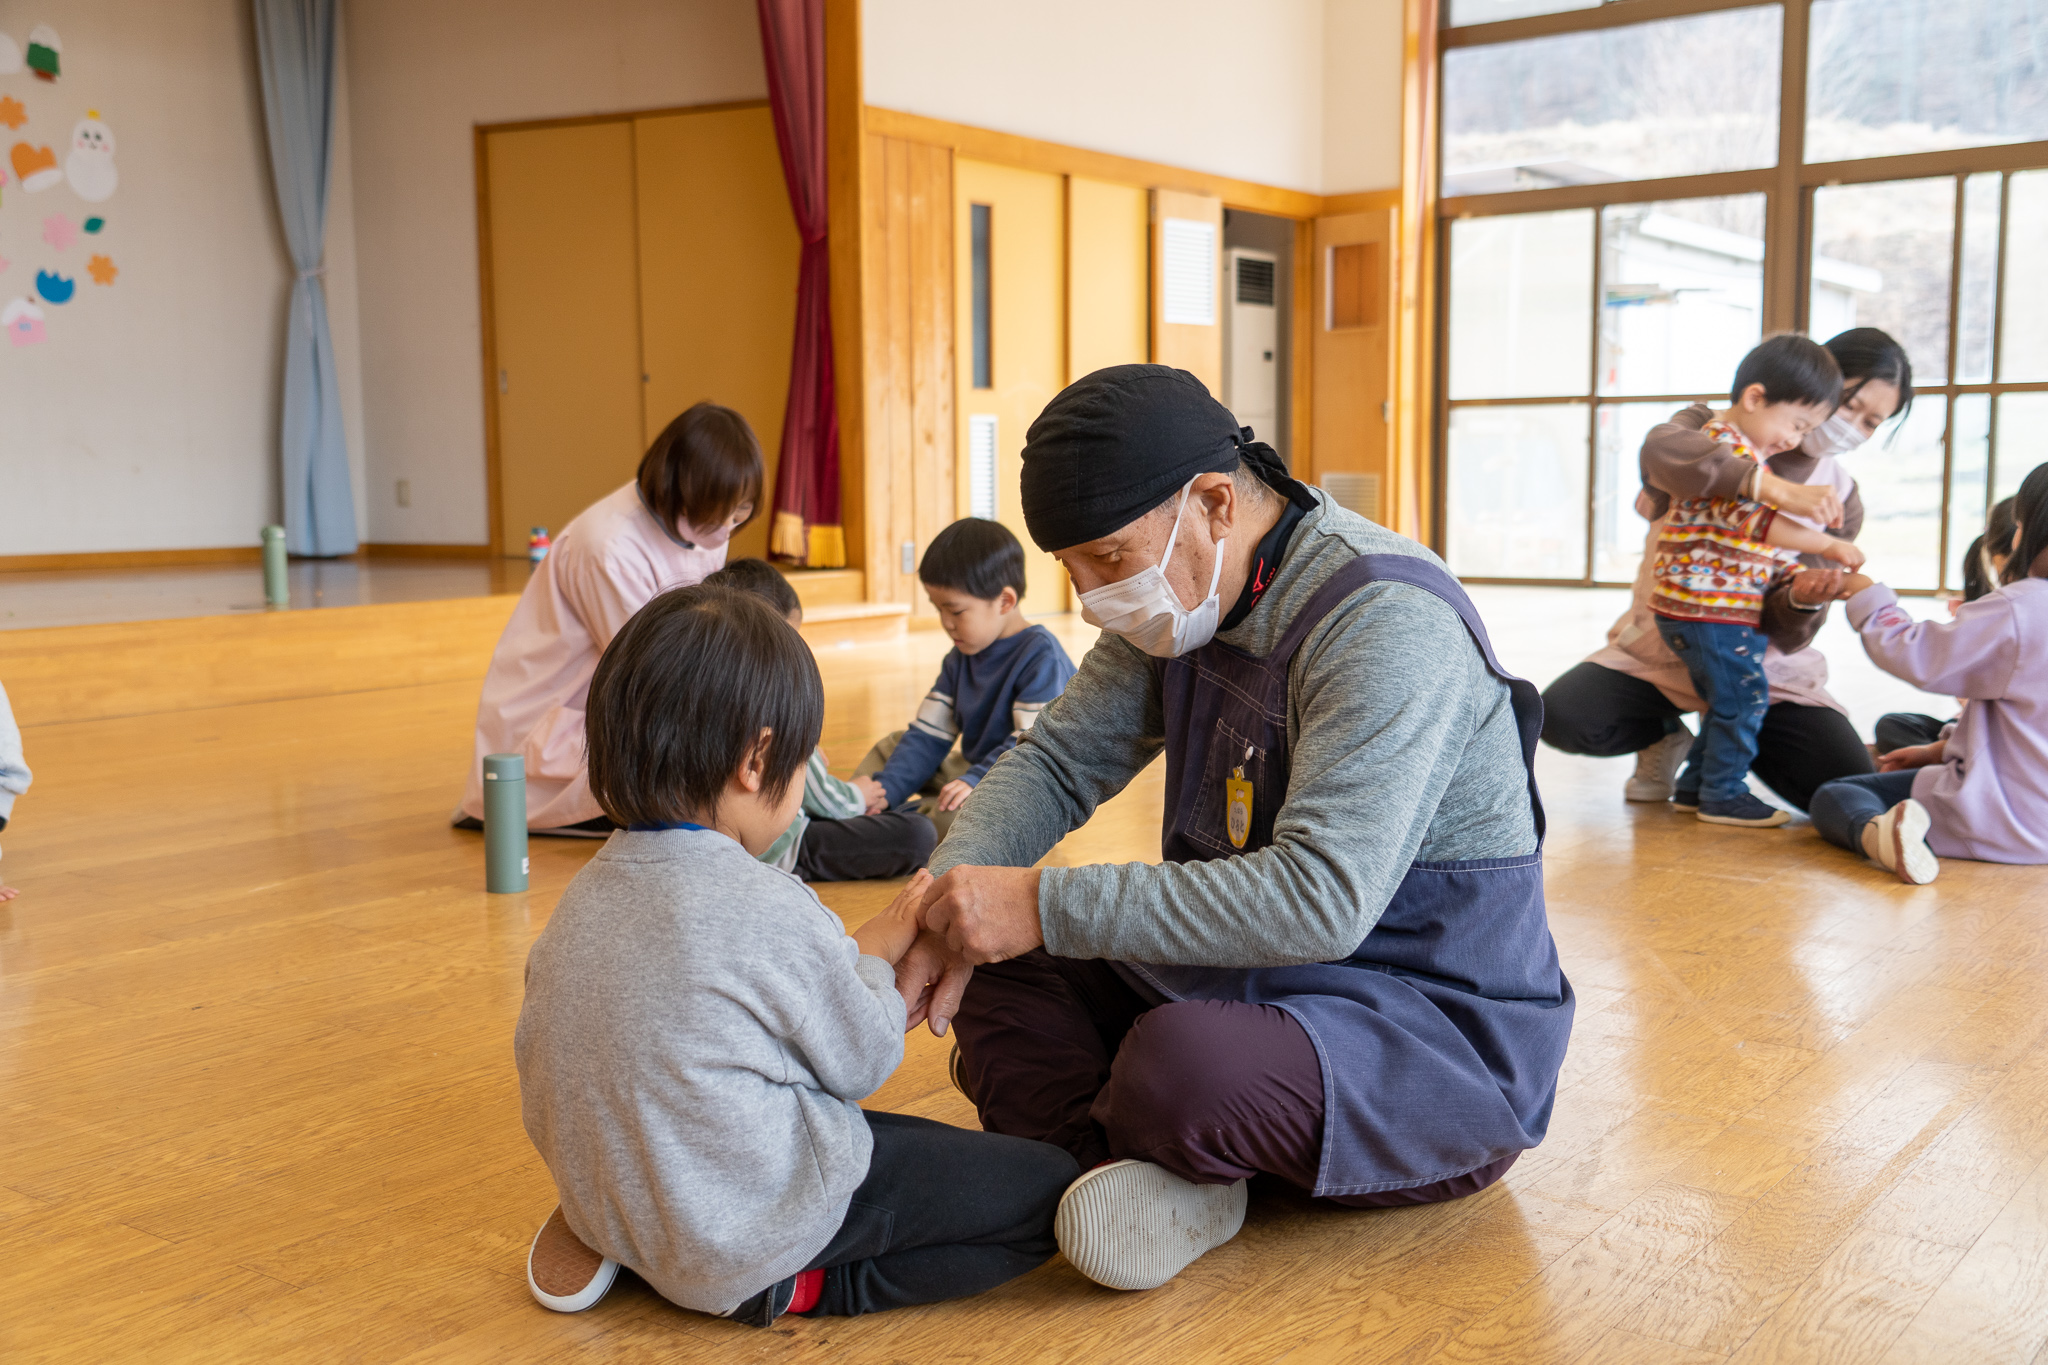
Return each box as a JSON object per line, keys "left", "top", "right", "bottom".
{"left": 797, "top": 1111, "right": 1076, "bottom": 1317}
{"left": 951, "top": 949, "right": 1516, "bottom": 1209}
{"left": 1539, "top": 661, "right": 1874, "bottom": 812}
{"left": 1875, "top": 712, "right": 1950, "bottom": 755}
{"left": 792, "top": 811, "right": 937, "bottom": 882}
{"left": 1810, "top": 769, "right": 1919, "bottom": 853}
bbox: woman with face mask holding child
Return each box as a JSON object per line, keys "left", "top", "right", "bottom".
{"left": 457, "top": 403, "right": 764, "bottom": 834}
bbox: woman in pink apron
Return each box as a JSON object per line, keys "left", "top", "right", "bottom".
{"left": 457, "top": 403, "right": 763, "bottom": 834}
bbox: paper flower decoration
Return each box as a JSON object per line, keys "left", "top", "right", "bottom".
{"left": 3, "top": 297, "right": 46, "bottom": 345}
{"left": 87, "top": 254, "right": 116, "bottom": 286}
{"left": 0, "top": 96, "right": 26, "bottom": 132}
{"left": 43, "top": 214, "right": 78, "bottom": 251}
{"left": 34, "top": 269, "right": 74, "bottom": 304}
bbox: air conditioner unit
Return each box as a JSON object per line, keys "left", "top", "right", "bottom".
{"left": 1223, "top": 248, "right": 1278, "bottom": 445}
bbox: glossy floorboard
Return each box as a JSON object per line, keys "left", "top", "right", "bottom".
{"left": 3, "top": 600, "right": 2045, "bottom": 1363}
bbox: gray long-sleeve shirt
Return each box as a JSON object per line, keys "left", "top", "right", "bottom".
{"left": 515, "top": 828, "right": 905, "bottom": 1314}
{"left": 930, "top": 494, "right": 1535, "bottom": 968}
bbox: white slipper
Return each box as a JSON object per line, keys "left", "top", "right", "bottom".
{"left": 1868, "top": 799, "right": 1939, "bottom": 885}
{"left": 1054, "top": 1160, "right": 1247, "bottom": 1291}
{"left": 527, "top": 1206, "right": 619, "bottom": 1312}
{"left": 1625, "top": 730, "right": 1694, "bottom": 802}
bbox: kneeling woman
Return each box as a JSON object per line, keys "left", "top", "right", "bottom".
{"left": 458, "top": 403, "right": 761, "bottom": 834}
{"left": 1810, "top": 463, "right": 2048, "bottom": 883}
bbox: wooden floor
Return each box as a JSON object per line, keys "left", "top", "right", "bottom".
{"left": 4, "top": 599, "right": 2046, "bottom": 1363}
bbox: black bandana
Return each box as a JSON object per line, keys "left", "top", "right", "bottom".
{"left": 1018, "top": 364, "right": 1291, "bottom": 552}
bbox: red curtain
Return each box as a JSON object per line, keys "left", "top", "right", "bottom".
{"left": 758, "top": 0, "right": 844, "bottom": 568}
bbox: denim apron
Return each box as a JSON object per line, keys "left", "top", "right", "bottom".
{"left": 1119, "top": 554, "right": 1574, "bottom": 1197}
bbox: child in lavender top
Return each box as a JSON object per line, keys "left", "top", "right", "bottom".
{"left": 1810, "top": 463, "right": 2048, "bottom": 882}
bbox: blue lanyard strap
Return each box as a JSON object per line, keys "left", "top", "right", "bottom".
{"left": 626, "top": 821, "right": 712, "bottom": 833}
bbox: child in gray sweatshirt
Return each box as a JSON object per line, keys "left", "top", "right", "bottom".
{"left": 514, "top": 583, "right": 1077, "bottom": 1326}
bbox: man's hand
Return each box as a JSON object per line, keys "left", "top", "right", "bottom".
{"left": 1878, "top": 740, "right": 1946, "bottom": 773}
{"left": 935, "top": 778, "right": 975, "bottom": 812}
{"left": 919, "top": 865, "right": 1045, "bottom": 965}
{"left": 1758, "top": 469, "right": 1844, "bottom": 528}
{"left": 892, "top": 929, "right": 974, "bottom": 1036}
{"left": 1789, "top": 566, "right": 1845, "bottom": 607}
{"left": 851, "top": 775, "right": 889, "bottom": 815}
{"left": 852, "top": 870, "right": 931, "bottom": 966}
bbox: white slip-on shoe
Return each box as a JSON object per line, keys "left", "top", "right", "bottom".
{"left": 1867, "top": 799, "right": 1939, "bottom": 885}
{"left": 1625, "top": 729, "right": 1694, "bottom": 803}
{"left": 528, "top": 1206, "right": 619, "bottom": 1312}
{"left": 1054, "top": 1159, "right": 1248, "bottom": 1292}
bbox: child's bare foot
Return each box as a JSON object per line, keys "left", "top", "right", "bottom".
{"left": 0, "top": 884, "right": 17, "bottom": 902}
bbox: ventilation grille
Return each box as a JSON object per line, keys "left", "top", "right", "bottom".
{"left": 1235, "top": 256, "right": 1276, "bottom": 306}
{"left": 1161, "top": 218, "right": 1218, "bottom": 326}
{"left": 1320, "top": 472, "right": 1382, "bottom": 523}
{"left": 969, "top": 415, "right": 999, "bottom": 522}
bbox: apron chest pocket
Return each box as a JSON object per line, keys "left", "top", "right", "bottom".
{"left": 1183, "top": 718, "right": 1273, "bottom": 857}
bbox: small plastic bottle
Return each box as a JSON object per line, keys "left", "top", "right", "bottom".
{"left": 483, "top": 753, "right": 530, "bottom": 893}
{"left": 261, "top": 525, "right": 289, "bottom": 607}
{"left": 528, "top": 528, "right": 551, "bottom": 563}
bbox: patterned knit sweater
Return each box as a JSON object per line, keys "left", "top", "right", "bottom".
{"left": 1649, "top": 422, "right": 1799, "bottom": 626}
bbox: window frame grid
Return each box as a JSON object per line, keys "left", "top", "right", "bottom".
{"left": 1434, "top": 0, "right": 2048, "bottom": 593}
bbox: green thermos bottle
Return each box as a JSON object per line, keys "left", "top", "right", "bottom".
{"left": 483, "top": 753, "right": 529, "bottom": 893}
{"left": 261, "top": 525, "right": 288, "bottom": 607}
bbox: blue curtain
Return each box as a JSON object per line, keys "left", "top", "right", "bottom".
{"left": 253, "top": 0, "right": 356, "bottom": 556}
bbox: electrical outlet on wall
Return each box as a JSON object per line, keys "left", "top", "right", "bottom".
{"left": 901, "top": 541, "right": 916, "bottom": 575}
{"left": 396, "top": 479, "right": 412, "bottom": 508}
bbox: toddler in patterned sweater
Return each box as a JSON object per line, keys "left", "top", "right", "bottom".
{"left": 1649, "top": 335, "right": 1866, "bottom": 827}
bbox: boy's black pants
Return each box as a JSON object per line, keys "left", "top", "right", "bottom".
{"left": 792, "top": 811, "right": 936, "bottom": 882}
{"left": 799, "top": 1111, "right": 1078, "bottom": 1316}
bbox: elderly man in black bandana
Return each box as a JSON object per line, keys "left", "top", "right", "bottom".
{"left": 897, "top": 365, "right": 1573, "bottom": 1294}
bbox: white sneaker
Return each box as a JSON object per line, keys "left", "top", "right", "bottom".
{"left": 1625, "top": 730, "right": 1695, "bottom": 803}
{"left": 1054, "top": 1160, "right": 1247, "bottom": 1291}
{"left": 527, "top": 1207, "right": 619, "bottom": 1312}
{"left": 1866, "top": 800, "right": 1939, "bottom": 885}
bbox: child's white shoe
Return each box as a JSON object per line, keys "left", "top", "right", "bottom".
{"left": 1624, "top": 730, "right": 1693, "bottom": 802}
{"left": 1865, "top": 799, "right": 1939, "bottom": 885}
{"left": 1054, "top": 1159, "right": 1247, "bottom": 1291}
{"left": 528, "top": 1206, "right": 619, "bottom": 1312}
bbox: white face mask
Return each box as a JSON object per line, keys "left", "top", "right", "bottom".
{"left": 1804, "top": 410, "right": 1869, "bottom": 458}
{"left": 1077, "top": 481, "right": 1226, "bottom": 658}
{"left": 678, "top": 517, "right": 736, "bottom": 550}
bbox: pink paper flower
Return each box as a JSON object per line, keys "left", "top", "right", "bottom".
{"left": 42, "top": 213, "right": 79, "bottom": 251}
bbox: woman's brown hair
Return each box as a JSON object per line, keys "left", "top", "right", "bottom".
{"left": 636, "top": 403, "right": 765, "bottom": 540}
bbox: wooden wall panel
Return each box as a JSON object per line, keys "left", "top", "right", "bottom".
{"left": 1067, "top": 178, "right": 1151, "bottom": 383}
{"left": 1311, "top": 209, "right": 1398, "bottom": 518}
{"left": 1150, "top": 188, "right": 1224, "bottom": 398}
{"left": 860, "top": 133, "right": 956, "bottom": 620}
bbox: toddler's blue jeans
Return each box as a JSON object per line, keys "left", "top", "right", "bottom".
{"left": 1655, "top": 617, "right": 1770, "bottom": 804}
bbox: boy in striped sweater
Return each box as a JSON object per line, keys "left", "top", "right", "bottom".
{"left": 1650, "top": 336, "right": 1866, "bottom": 827}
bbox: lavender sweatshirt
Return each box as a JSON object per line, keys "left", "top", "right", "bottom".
{"left": 1847, "top": 579, "right": 2048, "bottom": 863}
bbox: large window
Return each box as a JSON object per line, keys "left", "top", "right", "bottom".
{"left": 1438, "top": 0, "right": 2048, "bottom": 592}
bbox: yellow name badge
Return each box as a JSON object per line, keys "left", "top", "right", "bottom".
{"left": 1226, "top": 766, "right": 1254, "bottom": 849}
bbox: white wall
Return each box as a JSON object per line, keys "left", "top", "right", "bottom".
{"left": 863, "top": 0, "right": 1405, "bottom": 196}
{"left": 0, "top": 0, "right": 322, "bottom": 556}
{"left": 343, "top": 0, "right": 766, "bottom": 546}
{"left": 1322, "top": 0, "right": 1405, "bottom": 194}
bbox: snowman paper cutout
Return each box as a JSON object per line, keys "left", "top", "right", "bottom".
{"left": 3, "top": 297, "right": 46, "bottom": 346}
{"left": 66, "top": 113, "right": 115, "bottom": 202}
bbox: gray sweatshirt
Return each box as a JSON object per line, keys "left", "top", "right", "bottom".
{"left": 515, "top": 828, "right": 905, "bottom": 1314}
{"left": 930, "top": 493, "right": 1535, "bottom": 967}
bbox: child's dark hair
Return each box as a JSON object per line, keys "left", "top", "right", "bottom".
{"left": 586, "top": 585, "right": 821, "bottom": 827}
{"left": 2009, "top": 465, "right": 2048, "bottom": 585}
{"left": 637, "top": 403, "right": 765, "bottom": 538}
{"left": 919, "top": 517, "right": 1027, "bottom": 601}
{"left": 1731, "top": 334, "right": 1843, "bottom": 410}
{"left": 706, "top": 557, "right": 800, "bottom": 618}
{"left": 1824, "top": 326, "right": 1914, "bottom": 421}
{"left": 1962, "top": 497, "right": 2018, "bottom": 600}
